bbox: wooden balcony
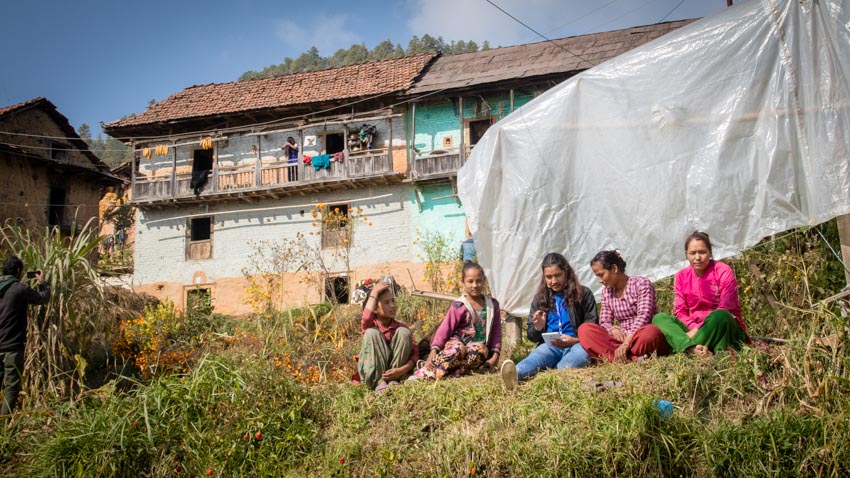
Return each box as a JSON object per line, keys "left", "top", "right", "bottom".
{"left": 131, "top": 151, "right": 398, "bottom": 206}
{"left": 411, "top": 147, "right": 471, "bottom": 181}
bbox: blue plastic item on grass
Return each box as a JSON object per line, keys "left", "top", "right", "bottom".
{"left": 654, "top": 399, "right": 674, "bottom": 418}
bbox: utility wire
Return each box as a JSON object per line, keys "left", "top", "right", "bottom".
{"left": 542, "top": 0, "right": 621, "bottom": 37}
{"left": 659, "top": 0, "right": 688, "bottom": 23}
{"left": 483, "top": 0, "right": 593, "bottom": 66}
{"left": 578, "top": 0, "right": 668, "bottom": 35}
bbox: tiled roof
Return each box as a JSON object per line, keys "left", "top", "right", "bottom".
{"left": 106, "top": 53, "right": 437, "bottom": 130}
{"left": 0, "top": 97, "right": 50, "bottom": 118}
{"left": 0, "top": 97, "right": 110, "bottom": 171}
{"left": 408, "top": 20, "right": 696, "bottom": 94}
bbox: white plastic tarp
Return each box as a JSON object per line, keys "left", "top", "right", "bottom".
{"left": 458, "top": 0, "right": 850, "bottom": 316}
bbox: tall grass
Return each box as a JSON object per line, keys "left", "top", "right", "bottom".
{"left": 0, "top": 219, "right": 104, "bottom": 405}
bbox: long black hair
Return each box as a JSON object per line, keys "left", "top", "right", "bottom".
{"left": 532, "top": 252, "right": 582, "bottom": 311}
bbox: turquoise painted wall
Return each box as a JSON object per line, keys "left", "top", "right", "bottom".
{"left": 407, "top": 88, "right": 540, "bottom": 260}
{"left": 409, "top": 182, "right": 467, "bottom": 260}
{"left": 412, "top": 91, "right": 537, "bottom": 155}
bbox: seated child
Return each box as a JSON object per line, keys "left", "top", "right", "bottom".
{"left": 415, "top": 262, "right": 501, "bottom": 380}
{"left": 357, "top": 281, "right": 419, "bottom": 391}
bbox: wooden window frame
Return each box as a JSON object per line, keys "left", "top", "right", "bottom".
{"left": 321, "top": 203, "right": 350, "bottom": 249}
{"left": 186, "top": 216, "right": 213, "bottom": 260}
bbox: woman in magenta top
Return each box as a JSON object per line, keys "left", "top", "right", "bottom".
{"left": 652, "top": 231, "right": 748, "bottom": 356}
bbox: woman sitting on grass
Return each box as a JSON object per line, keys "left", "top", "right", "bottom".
{"left": 501, "top": 252, "right": 596, "bottom": 389}
{"left": 652, "top": 231, "right": 748, "bottom": 356}
{"left": 357, "top": 281, "right": 419, "bottom": 391}
{"left": 577, "top": 250, "right": 669, "bottom": 363}
{"left": 414, "top": 262, "right": 501, "bottom": 380}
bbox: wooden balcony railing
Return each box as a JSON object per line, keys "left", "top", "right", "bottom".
{"left": 411, "top": 147, "right": 471, "bottom": 180}
{"left": 132, "top": 151, "right": 392, "bottom": 202}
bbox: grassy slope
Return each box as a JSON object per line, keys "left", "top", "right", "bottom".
{"left": 1, "top": 224, "right": 849, "bottom": 477}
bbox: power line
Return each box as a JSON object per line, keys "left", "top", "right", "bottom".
{"left": 542, "top": 0, "right": 621, "bottom": 37}
{"left": 659, "top": 0, "right": 688, "bottom": 23}
{"left": 578, "top": 0, "right": 668, "bottom": 35}
{"left": 483, "top": 0, "right": 593, "bottom": 66}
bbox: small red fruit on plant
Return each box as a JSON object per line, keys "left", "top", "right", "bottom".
{"left": 174, "top": 465, "right": 182, "bottom": 473}
{"left": 339, "top": 457, "right": 345, "bottom": 464}
{"left": 242, "top": 433, "right": 249, "bottom": 441}
{"left": 206, "top": 469, "right": 213, "bottom": 476}
{"left": 255, "top": 431, "right": 263, "bottom": 441}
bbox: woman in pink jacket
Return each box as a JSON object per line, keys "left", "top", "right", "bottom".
{"left": 652, "top": 231, "right": 747, "bottom": 356}
{"left": 414, "top": 262, "right": 501, "bottom": 380}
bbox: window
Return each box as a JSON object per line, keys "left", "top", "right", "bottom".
{"left": 186, "top": 216, "right": 213, "bottom": 260}
{"left": 48, "top": 186, "right": 66, "bottom": 227}
{"left": 468, "top": 118, "right": 494, "bottom": 146}
{"left": 50, "top": 142, "right": 69, "bottom": 162}
{"left": 324, "top": 276, "right": 350, "bottom": 304}
{"left": 321, "top": 203, "right": 350, "bottom": 249}
{"left": 186, "top": 287, "right": 211, "bottom": 314}
{"left": 320, "top": 132, "right": 345, "bottom": 155}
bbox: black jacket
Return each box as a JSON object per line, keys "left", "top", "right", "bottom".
{"left": 526, "top": 285, "right": 598, "bottom": 344}
{"left": 0, "top": 276, "right": 50, "bottom": 352}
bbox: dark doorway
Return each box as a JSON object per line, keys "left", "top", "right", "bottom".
{"left": 186, "top": 288, "right": 211, "bottom": 314}
{"left": 48, "top": 187, "right": 66, "bottom": 226}
{"left": 468, "top": 119, "right": 493, "bottom": 146}
{"left": 325, "top": 133, "right": 345, "bottom": 155}
{"left": 193, "top": 149, "right": 213, "bottom": 172}
{"left": 324, "top": 276, "right": 350, "bottom": 304}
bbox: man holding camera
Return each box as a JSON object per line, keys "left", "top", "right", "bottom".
{"left": 0, "top": 256, "right": 50, "bottom": 415}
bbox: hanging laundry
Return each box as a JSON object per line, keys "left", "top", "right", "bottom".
{"left": 332, "top": 152, "right": 344, "bottom": 162}
{"left": 311, "top": 154, "right": 331, "bottom": 170}
{"left": 359, "top": 124, "right": 377, "bottom": 150}
{"left": 303, "top": 155, "right": 312, "bottom": 165}
{"left": 190, "top": 169, "right": 210, "bottom": 195}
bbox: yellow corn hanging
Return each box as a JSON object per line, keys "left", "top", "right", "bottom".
{"left": 141, "top": 148, "right": 152, "bottom": 159}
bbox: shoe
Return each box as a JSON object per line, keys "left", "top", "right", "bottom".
{"left": 500, "top": 360, "right": 517, "bottom": 391}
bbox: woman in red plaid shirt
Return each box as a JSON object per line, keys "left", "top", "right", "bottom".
{"left": 577, "top": 250, "right": 670, "bottom": 362}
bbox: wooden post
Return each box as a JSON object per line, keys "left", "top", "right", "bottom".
{"left": 837, "top": 214, "right": 850, "bottom": 285}
{"left": 129, "top": 140, "right": 136, "bottom": 199}
{"left": 503, "top": 314, "right": 523, "bottom": 349}
{"left": 211, "top": 141, "right": 219, "bottom": 193}
{"left": 387, "top": 114, "right": 393, "bottom": 173}
{"left": 409, "top": 102, "right": 416, "bottom": 176}
{"left": 509, "top": 88, "right": 515, "bottom": 113}
{"left": 170, "top": 143, "right": 177, "bottom": 198}
{"left": 255, "top": 136, "right": 262, "bottom": 187}
{"left": 298, "top": 128, "right": 304, "bottom": 182}
{"left": 458, "top": 96, "right": 465, "bottom": 162}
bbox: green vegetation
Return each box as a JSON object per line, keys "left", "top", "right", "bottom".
{"left": 77, "top": 123, "right": 132, "bottom": 167}
{"left": 0, "top": 221, "right": 848, "bottom": 476}
{"left": 239, "top": 35, "right": 492, "bottom": 81}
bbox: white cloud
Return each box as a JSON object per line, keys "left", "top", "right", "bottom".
{"left": 406, "top": 0, "right": 729, "bottom": 48}
{"left": 406, "top": 0, "right": 566, "bottom": 48}
{"left": 273, "top": 14, "right": 361, "bottom": 55}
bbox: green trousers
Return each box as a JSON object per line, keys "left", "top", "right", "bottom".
{"left": 652, "top": 310, "right": 746, "bottom": 354}
{"left": 357, "top": 327, "right": 413, "bottom": 390}
{"left": 1, "top": 350, "right": 24, "bottom": 416}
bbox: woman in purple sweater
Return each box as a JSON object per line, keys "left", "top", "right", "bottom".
{"left": 414, "top": 262, "right": 502, "bottom": 380}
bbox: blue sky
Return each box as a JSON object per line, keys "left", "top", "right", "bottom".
{"left": 0, "top": 0, "right": 729, "bottom": 138}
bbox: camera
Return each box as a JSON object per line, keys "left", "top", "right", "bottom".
{"left": 26, "top": 270, "right": 37, "bottom": 279}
